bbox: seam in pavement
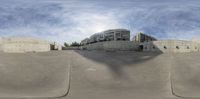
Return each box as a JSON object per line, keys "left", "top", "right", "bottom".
{"left": 169, "top": 53, "right": 199, "bottom": 99}
{"left": 0, "top": 53, "right": 72, "bottom": 99}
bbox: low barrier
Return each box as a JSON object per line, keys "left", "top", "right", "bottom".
{"left": 142, "top": 40, "right": 200, "bottom": 53}
{"left": 81, "top": 41, "right": 137, "bottom": 51}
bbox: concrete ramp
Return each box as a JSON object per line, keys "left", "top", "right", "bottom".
{"left": 171, "top": 53, "right": 200, "bottom": 98}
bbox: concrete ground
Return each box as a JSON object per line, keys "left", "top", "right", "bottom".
{"left": 0, "top": 51, "right": 71, "bottom": 98}
{"left": 0, "top": 50, "right": 199, "bottom": 99}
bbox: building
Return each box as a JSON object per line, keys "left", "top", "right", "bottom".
{"left": 133, "top": 32, "right": 157, "bottom": 43}
{"left": 80, "top": 38, "right": 90, "bottom": 45}
{"left": 81, "top": 29, "right": 130, "bottom": 45}
{"left": 50, "top": 42, "right": 62, "bottom": 50}
{"left": 0, "top": 37, "right": 62, "bottom": 53}
{"left": 103, "top": 29, "right": 130, "bottom": 41}
{"left": 81, "top": 30, "right": 200, "bottom": 53}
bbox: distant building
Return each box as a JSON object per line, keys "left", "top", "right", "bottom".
{"left": 50, "top": 42, "right": 62, "bottom": 50}
{"left": 132, "top": 32, "right": 157, "bottom": 43}
{"left": 103, "top": 29, "right": 130, "bottom": 41}
{"left": 81, "top": 29, "right": 130, "bottom": 45}
{"left": 80, "top": 38, "right": 90, "bottom": 45}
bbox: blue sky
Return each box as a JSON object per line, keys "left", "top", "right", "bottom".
{"left": 0, "top": 0, "right": 200, "bottom": 44}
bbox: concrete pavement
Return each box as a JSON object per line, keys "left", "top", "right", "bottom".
{"left": 0, "top": 51, "right": 71, "bottom": 98}
{"left": 0, "top": 50, "right": 199, "bottom": 99}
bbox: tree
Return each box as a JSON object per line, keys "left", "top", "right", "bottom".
{"left": 64, "top": 42, "right": 69, "bottom": 47}
{"left": 70, "top": 42, "right": 80, "bottom": 47}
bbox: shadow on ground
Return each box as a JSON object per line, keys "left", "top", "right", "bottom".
{"left": 74, "top": 50, "right": 163, "bottom": 78}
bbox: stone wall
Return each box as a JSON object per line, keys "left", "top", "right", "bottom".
{"left": 82, "top": 41, "right": 137, "bottom": 51}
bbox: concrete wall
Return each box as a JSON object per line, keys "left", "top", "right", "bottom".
{"left": 82, "top": 41, "right": 136, "bottom": 51}
{"left": 85, "top": 42, "right": 104, "bottom": 50}
{"left": 142, "top": 40, "right": 200, "bottom": 53}
{"left": 2, "top": 43, "right": 50, "bottom": 53}
{"left": 0, "top": 37, "right": 51, "bottom": 53}
{"left": 192, "top": 38, "right": 200, "bottom": 44}
{"left": 0, "top": 37, "right": 2, "bottom": 51}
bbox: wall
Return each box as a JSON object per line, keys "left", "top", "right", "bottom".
{"left": 2, "top": 43, "right": 50, "bottom": 53}
{"left": 0, "top": 37, "right": 51, "bottom": 53}
{"left": 0, "top": 38, "right": 2, "bottom": 51}
{"left": 192, "top": 38, "right": 200, "bottom": 44}
{"left": 82, "top": 42, "right": 104, "bottom": 50}
{"left": 82, "top": 41, "right": 137, "bottom": 51}
{"left": 142, "top": 40, "right": 200, "bottom": 53}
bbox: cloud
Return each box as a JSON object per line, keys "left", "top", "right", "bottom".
{"left": 62, "top": 11, "right": 123, "bottom": 42}
{"left": 0, "top": 0, "right": 200, "bottom": 44}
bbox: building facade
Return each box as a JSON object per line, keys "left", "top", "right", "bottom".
{"left": 81, "top": 29, "right": 130, "bottom": 45}
{"left": 80, "top": 38, "right": 90, "bottom": 45}
{"left": 103, "top": 29, "right": 130, "bottom": 41}
{"left": 133, "top": 32, "right": 157, "bottom": 43}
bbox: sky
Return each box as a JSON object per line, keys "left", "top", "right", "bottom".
{"left": 0, "top": 0, "right": 200, "bottom": 44}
